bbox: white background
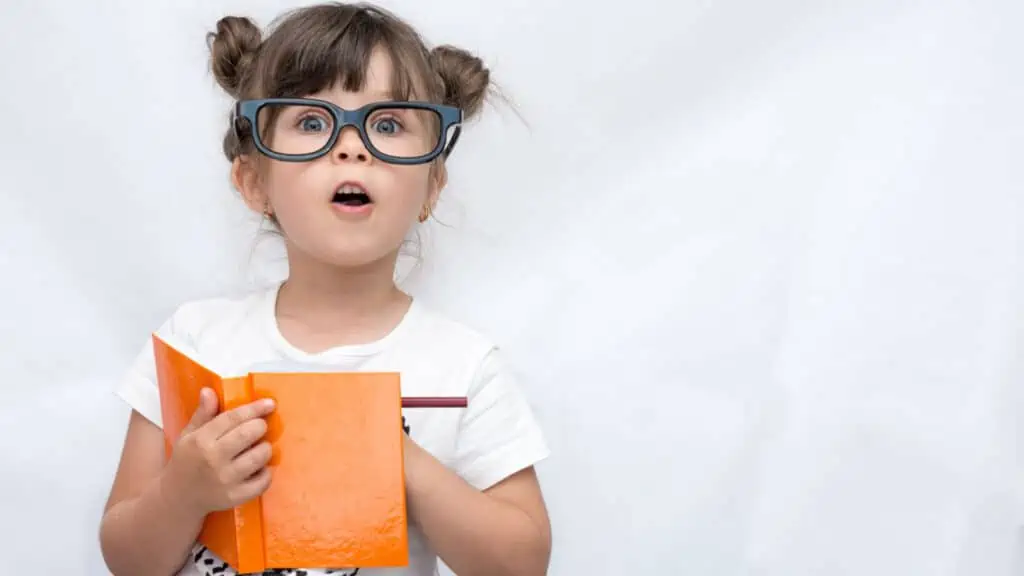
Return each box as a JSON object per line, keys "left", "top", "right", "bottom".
{"left": 1, "top": 0, "right": 1022, "bottom": 574}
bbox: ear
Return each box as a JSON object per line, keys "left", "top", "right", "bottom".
{"left": 232, "top": 156, "right": 267, "bottom": 215}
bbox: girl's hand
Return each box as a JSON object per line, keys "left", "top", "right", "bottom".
{"left": 161, "top": 388, "right": 276, "bottom": 517}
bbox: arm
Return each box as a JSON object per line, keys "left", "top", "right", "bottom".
{"left": 99, "top": 410, "right": 206, "bottom": 576}
{"left": 100, "top": 394, "right": 274, "bottom": 576}
{"left": 404, "top": 436, "right": 552, "bottom": 576}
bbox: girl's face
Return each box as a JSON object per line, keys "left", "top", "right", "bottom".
{"left": 235, "top": 47, "right": 444, "bottom": 270}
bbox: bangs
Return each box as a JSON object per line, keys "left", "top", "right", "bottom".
{"left": 255, "top": 5, "right": 430, "bottom": 102}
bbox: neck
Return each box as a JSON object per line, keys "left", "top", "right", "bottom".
{"left": 275, "top": 244, "right": 410, "bottom": 340}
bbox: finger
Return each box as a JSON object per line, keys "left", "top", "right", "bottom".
{"left": 229, "top": 466, "right": 273, "bottom": 505}
{"left": 180, "top": 388, "right": 218, "bottom": 437}
{"left": 228, "top": 443, "right": 273, "bottom": 484}
{"left": 216, "top": 417, "right": 268, "bottom": 460}
{"left": 204, "top": 398, "right": 276, "bottom": 440}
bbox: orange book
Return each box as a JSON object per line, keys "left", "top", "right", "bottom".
{"left": 151, "top": 333, "right": 409, "bottom": 573}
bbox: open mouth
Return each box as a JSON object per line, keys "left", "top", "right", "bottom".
{"left": 332, "top": 183, "right": 372, "bottom": 208}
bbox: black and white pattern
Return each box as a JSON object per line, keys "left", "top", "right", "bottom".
{"left": 191, "top": 545, "right": 361, "bottom": 576}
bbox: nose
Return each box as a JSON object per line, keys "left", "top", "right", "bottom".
{"left": 332, "top": 125, "right": 370, "bottom": 163}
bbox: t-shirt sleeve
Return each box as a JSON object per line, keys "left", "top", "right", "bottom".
{"left": 114, "top": 308, "right": 191, "bottom": 429}
{"left": 452, "top": 347, "right": 551, "bottom": 491}
{"left": 115, "top": 341, "right": 164, "bottom": 428}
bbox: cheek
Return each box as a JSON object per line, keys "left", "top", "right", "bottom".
{"left": 263, "top": 165, "right": 317, "bottom": 211}
{"left": 409, "top": 166, "right": 437, "bottom": 202}
{"left": 385, "top": 167, "right": 434, "bottom": 213}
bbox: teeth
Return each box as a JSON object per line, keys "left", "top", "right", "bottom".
{"left": 338, "top": 185, "right": 365, "bottom": 195}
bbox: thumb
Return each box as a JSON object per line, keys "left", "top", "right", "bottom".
{"left": 181, "top": 388, "right": 218, "bottom": 436}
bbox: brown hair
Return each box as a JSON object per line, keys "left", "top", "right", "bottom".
{"left": 206, "top": 2, "right": 493, "bottom": 162}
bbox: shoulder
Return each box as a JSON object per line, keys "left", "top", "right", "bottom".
{"left": 407, "top": 301, "right": 498, "bottom": 358}
{"left": 115, "top": 286, "right": 273, "bottom": 428}
{"left": 156, "top": 287, "right": 271, "bottom": 350}
{"left": 400, "top": 301, "right": 539, "bottom": 419}
{"left": 400, "top": 300, "right": 512, "bottom": 388}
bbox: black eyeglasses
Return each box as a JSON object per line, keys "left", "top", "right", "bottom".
{"left": 232, "top": 98, "right": 463, "bottom": 164}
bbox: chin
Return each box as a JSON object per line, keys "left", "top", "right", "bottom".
{"left": 315, "top": 245, "right": 398, "bottom": 270}
{"left": 286, "top": 229, "right": 402, "bottom": 271}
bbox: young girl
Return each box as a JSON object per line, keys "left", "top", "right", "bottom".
{"left": 98, "top": 3, "right": 551, "bottom": 575}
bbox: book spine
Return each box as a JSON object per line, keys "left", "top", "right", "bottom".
{"left": 221, "top": 375, "right": 267, "bottom": 572}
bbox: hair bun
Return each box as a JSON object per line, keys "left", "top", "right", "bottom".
{"left": 430, "top": 45, "right": 491, "bottom": 120}
{"left": 207, "top": 16, "right": 262, "bottom": 99}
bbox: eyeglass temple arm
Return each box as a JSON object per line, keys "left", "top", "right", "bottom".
{"left": 443, "top": 125, "right": 463, "bottom": 159}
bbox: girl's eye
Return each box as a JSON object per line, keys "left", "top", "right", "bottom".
{"left": 298, "top": 115, "right": 329, "bottom": 132}
{"left": 371, "top": 117, "right": 402, "bottom": 135}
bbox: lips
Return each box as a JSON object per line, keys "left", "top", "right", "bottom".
{"left": 332, "top": 181, "right": 372, "bottom": 207}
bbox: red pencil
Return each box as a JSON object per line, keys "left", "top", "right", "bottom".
{"left": 401, "top": 396, "right": 468, "bottom": 408}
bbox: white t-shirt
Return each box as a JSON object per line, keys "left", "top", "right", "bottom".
{"left": 115, "top": 283, "right": 550, "bottom": 576}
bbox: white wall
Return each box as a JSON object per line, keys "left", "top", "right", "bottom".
{"left": 1, "top": 0, "right": 1022, "bottom": 574}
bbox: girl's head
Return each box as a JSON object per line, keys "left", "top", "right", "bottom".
{"left": 207, "top": 2, "right": 492, "bottom": 270}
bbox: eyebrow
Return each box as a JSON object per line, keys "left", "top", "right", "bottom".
{"left": 306, "top": 89, "right": 407, "bottom": 104}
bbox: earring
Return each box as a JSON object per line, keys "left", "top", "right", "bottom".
{"left": 418, "top": 205, "right": 431, "bottom": 223}
{"left": 261, "top": 202, "right": 277, "bottom": 227}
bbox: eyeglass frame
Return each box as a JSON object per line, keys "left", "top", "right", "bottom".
{"left": 231, "top": 97, "right": 464, "bottom": 165}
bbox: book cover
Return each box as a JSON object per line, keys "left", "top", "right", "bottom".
{"left": 151, "top": 333, "right": 409, "bottom": 573}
